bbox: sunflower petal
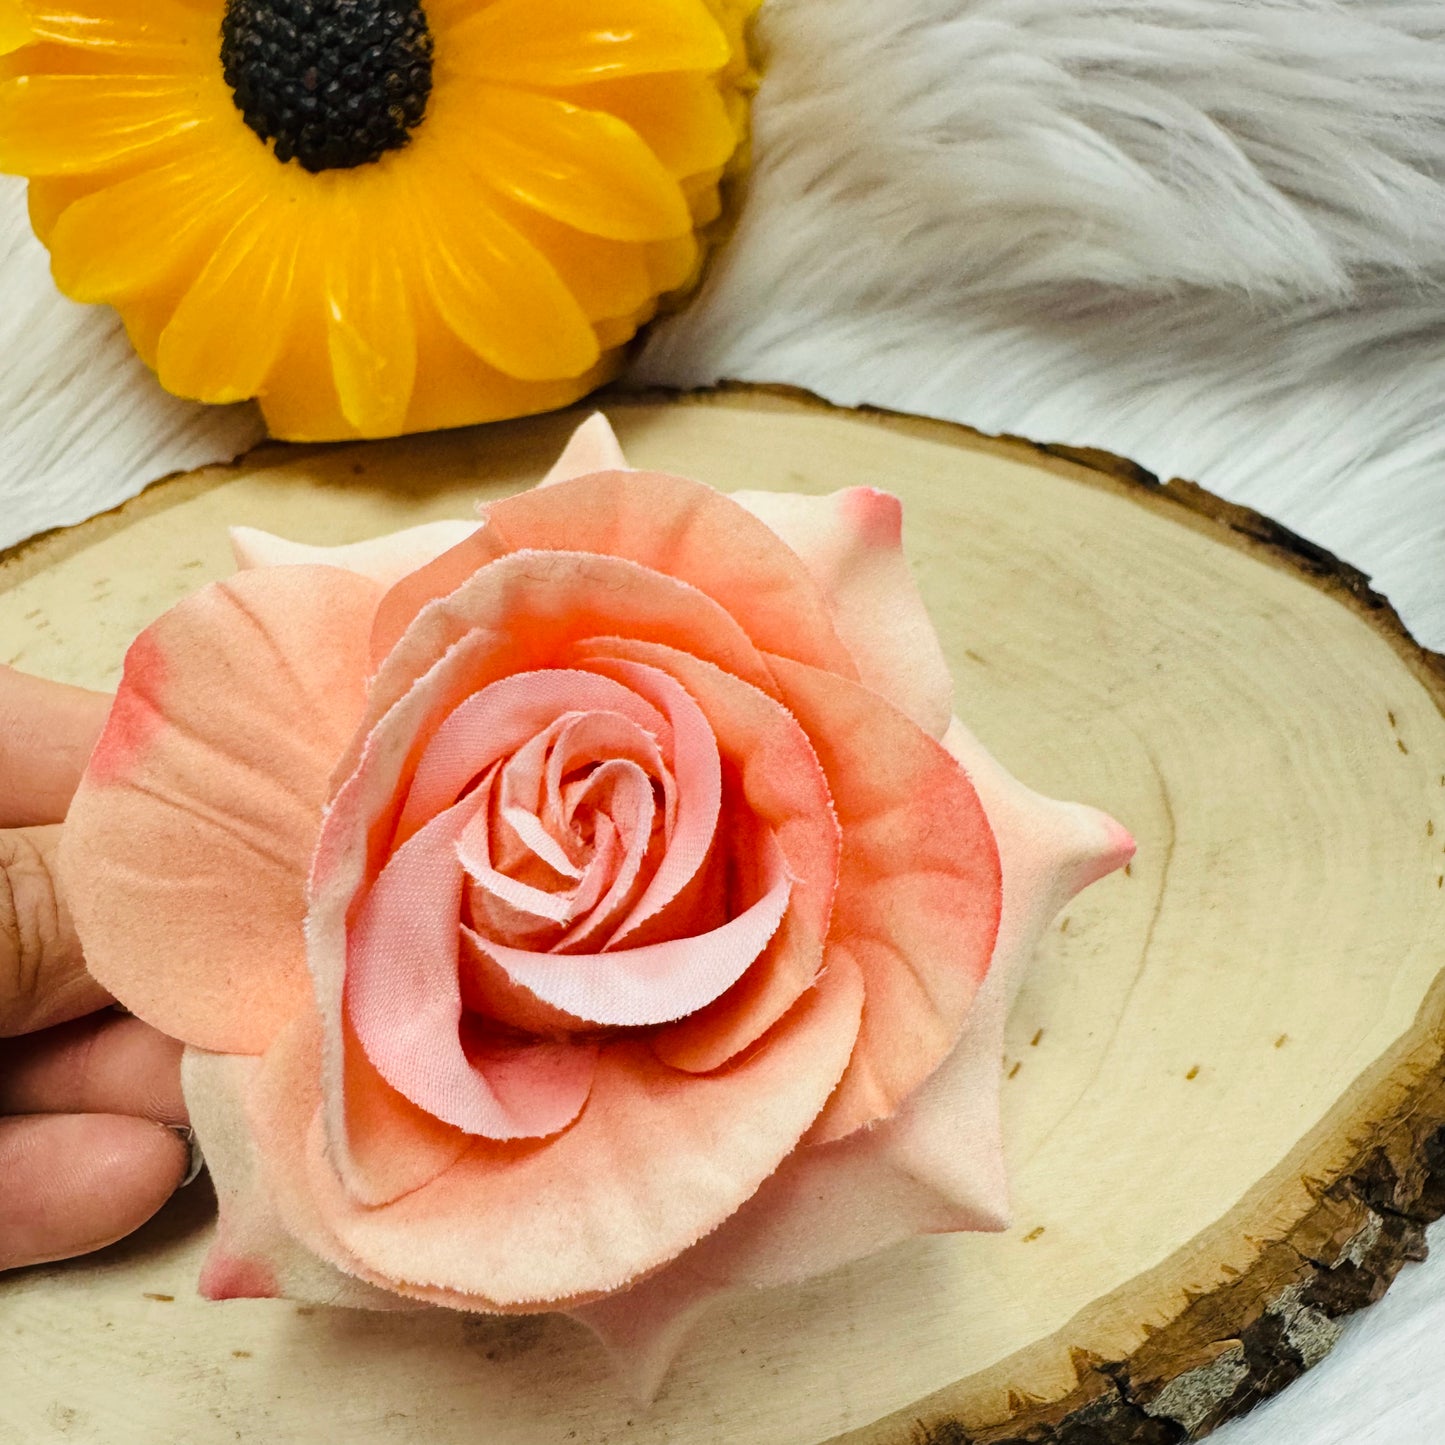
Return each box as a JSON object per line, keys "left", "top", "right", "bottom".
{"left": 157, "top": 204, "right": 299, "bottom": 403}
{"left": 0, "top": 74, "right": 204, "bottom": 173}
{"left": 325, "top": 209, "right": 418, "bottom": 438}
{"left": 548, "top": 72, "right": 737, "bottom": 180}
{"left": 0, "top": 0, "right": 29, "bottom": 54}
{"left": 21, "top": 0, "right": 209, "bottom": 53}
{"left": 451, "top": 0, "right": 729, "bottom": 87}
{"left": 413, "top": 176, "right": 599, "bottom": 382}
{"left": 49, "top": 156, "right": 242, "bottom": 303}
{"left": 461, "top": 86, "right": 690, "bottom": 242}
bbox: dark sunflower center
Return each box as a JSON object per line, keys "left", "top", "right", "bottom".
{"left": 220, "top": 0, "right": 434, "bottom": 173}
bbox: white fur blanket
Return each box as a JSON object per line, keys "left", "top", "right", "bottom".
{"left": 4, "top": 1, "right": 1445, "bottom": 1439}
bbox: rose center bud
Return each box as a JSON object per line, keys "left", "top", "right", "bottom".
{"left": 219, "top": 0, "right": 434, "bottom": 173}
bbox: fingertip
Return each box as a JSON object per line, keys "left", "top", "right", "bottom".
{"left": 0, "top": 1113, "right": 188, "bottom": 1271}
{"left": 0, "top": 1013, "right": 188, "bottom": 1125}
{"left": 0, "top": 667, "right": 111, "bottom": 828}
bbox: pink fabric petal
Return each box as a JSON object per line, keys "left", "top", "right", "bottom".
{"left": 359, "top": 550, "right": 779, "bottom": 779}
{"left": 460, "top": 931, "right": 594, "bottom": 1035}
{"left": 182, "top": 1046, "right": 419, "bottom": 1311}
{"left": 398, "top": 668, "right": 667, "bottom": 841}
{"left": 230, "top": 521, "right": 479, "bottom": 588}
{"left": 336, "top": 1011, "right": 473, "bottom": 1206}
{"left": 578, "top": 660, "right": 720, "bottom": 947}
{"left": 347, "top": 788, "right": 598, "bottom": 1139}
{"left": 470, "top": 838, "right": 791, "bottom": 1027}
{"left": 567, "top": 719, "right": 1135, "bottom": 1396}
{"left": 252, "top": 957, "right": 865, "bottom": 1308}
{"left": 576, "top": 640, "right": 840, "bottom": 1071}
{"left": 368, "top": 432, "right": 860, "bottom": 680}
{"left": 766, "top": 655, "right": 1003, "bottom": 1143}
{"left": 59, "top": 566, "right": 381, "bottom": 1054}
{"left": 481, "top": 468, "right": 860, "bottom": 682}
{"left": 538, "top": 411, "right": 630, "bottom": 486}
{"left": 733, "top": 486, "right": 955, "bottom": 739}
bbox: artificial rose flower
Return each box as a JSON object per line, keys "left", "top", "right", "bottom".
{"left": 58, "top": 415, "right": 1133, "bottom": 1394}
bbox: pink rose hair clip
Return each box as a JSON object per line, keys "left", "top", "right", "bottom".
{"left": 59, "top": 415, "right": 1133, "bottom": 1396}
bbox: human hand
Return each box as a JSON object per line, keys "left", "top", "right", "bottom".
{"left": 1, "top": 665, "right": 191, "bottom": 1271}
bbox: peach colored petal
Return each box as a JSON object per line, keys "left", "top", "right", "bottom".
{"left": 568, "top": 720, "right": 1134, "bottom": 1398}
{"left": 471, "top": 839, "right": 790, "bottom": 1027}
{"left": 579, "top": 660, "right": 718, "bottom": 947}
{"left": 252, "top": 960, "right": 865, "bottom": 1308}
{"left": 460, "top": 931, "right": 593, "bottom": 1035}
{"left": 59, "top": 566, "right": 380, "bottom": 1054}
{"left": 347, "top": 787, "right": 598, "bottom": 1139}
{"left": 336, "top": 1011, "right": 472, "bottom": 1206}
{"left": 733, "top": 486, "right": 955, "bottom": 739}
{"left": 766, "top": 656, "right": 1003, "bottom": 1143}
{"left": 539, "top": 411, "right": 630, "bottom": 486}
{"left": 230, "top": 521, "right": 479, "bottom": 589}
{"left": 396, "top": 668, "right": 667, "bottom": 842}
{"left": 369, "top": 434, "right": 859, "bottom": 681}
{"left": 481, "top": 468, "right": 859, "bottom": 682}
{"left": 181, "top": 1046, "right": 418, "bottom": 1310}
{"left": 576, "top": 640, "right": 840, "bottom": 1071}
{"left": 361, "top": 550, "right": 779, "bottom": 769}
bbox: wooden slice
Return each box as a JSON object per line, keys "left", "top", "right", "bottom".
{"left": 3, "top": 386, "right": 1444, "bottom": 1445}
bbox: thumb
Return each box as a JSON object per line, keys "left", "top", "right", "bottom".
{"left": 0, "top": 823, "right": 108, "bottom": 1037}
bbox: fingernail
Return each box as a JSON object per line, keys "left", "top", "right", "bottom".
{"left": 167, "top": 1124, "right": 205, "bottom": 1188}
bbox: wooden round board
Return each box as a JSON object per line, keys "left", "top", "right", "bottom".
{"left": 3, "top": 386, "right": 1445, "bottom": 1445}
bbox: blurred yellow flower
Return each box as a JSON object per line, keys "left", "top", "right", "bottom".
{"left": 0, "top": 0, "right": 756, "bottom": 439}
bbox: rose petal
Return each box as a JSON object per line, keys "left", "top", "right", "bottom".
{"left": 182, "top": 1046, "right": 418, "bottom": 1310}
{"left": 470, "top": 838, "right": 791, "bottom": 1027}
{"left": 567, "top": 720, "right": 1134, "bottom": 1399}
{"left": 577, "top": 640, "right": 840, "bottom": 1071}
{"left": 539, "top": 411, "right": 630, "bottom": 486}
{"left": 733, "top": 487, "right": 955, "bottom": 738}
{"left": 347, "top": 788, "right": 598, "bottom": 1139}
{"left": 362, "top": 550, "right": 779, "bottom": 767}
{"left": 252, "top": 957, "right": 865, "bottom": 1308}
{"left": 59, "top": 566, "right": 381, "bottom": 1054}
{"left": 577, "top": 661, "right": 720, "bottom": 948}
{"left": 482, "top": 468, "right": 860, "bottom": 681}
{"left": 370, "top": 457, "right": 859, "bottom": 681}
{"left": 766, "top": 656, "right": 1003, "bottom": 1143}
{"left": 230, "top": 521, "right": 479, "bottom": 588}
{"left": 398, "top": 668, "right": 668, "bottom": 841}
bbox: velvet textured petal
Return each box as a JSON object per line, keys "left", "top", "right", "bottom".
{"left": 473, "top": 854, "right": 789, "bottom": 1026}
{"left": 767, "top": 656, "right": 1003, "bottom": 1142}
{"left": 256, "top": 958, "right": 864, "bottom": 1308}
{"left": 578, "top": 640, "right": 840, "bottom": 1069}
{"left": 568, "top": 720, "right": 1134, "bottom": 1398}
{"left": 733, "top": 486, "right": 956, "bottom": 738}
{"left": 59, "top": 566, "right": 382, "bottom": 1055}
{"left": 395, "top": 668, "right": 667, "bottom": 842}
{"left": 347, "top": 790, "right": 598, "bottom": 1139}
{"left": 183, "top": 1046, "right": 420, "bottom": 1309}
{"left": 360, "top": 550, "right": 779, "bottom": 761}
{"left": 482, "top": 469, "right": 859, "bottom": 680}
{"left": 230, "top": 521, "right": 481, "bottom": 589}
{"left": 540, "top": 412, "right": 631, "bottom": 486}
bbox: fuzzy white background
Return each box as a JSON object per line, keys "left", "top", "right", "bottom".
{"left": 5, "top": 0, "right": 1445, "bottom": 1440}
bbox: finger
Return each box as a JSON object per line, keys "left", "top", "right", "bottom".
{"left": 0, "top": 823, "right": 108, "bottom": 1037}
{"left": 0, "top": 666, "right": 111, "bottom": 828}
{"left": 0, "top": 1112, "right": 188, "bottom": 1270}
{"left": 0, "top": 1014, "right": 185, "bottom": 1124}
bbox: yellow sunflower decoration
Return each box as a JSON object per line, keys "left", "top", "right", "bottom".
{"left": 0, "top": 0, "right": 756, "bottom": 439}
